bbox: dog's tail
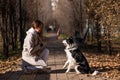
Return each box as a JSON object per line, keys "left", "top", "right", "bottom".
{"left": 77, "top": 65, "right": 99, "bottom": 75}
{"left": 89, "top": 70, "right": 99, "bottom": 76}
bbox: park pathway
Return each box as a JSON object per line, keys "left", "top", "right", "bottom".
{"left": 0, "top": 33, "right": 115, "bottom": 80}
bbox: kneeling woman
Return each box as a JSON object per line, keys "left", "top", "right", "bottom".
{"left": 22, "top": 20, "right": 49, "bottom": 73}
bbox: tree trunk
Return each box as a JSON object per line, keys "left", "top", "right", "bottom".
{"left": 95, "top": 21, "right": 101, "bottom": 51}
{"left": 19, "top": 0, "right": 24, "bottom": 49}
{"left": 108, "top": 40, "right": 112, "bottom": 55}
{"left": 13, "top": 21, "right": 18, "bottom": 50}
{"left": 3, "top": 37, "right": 9, "bottom": 58}
{"left": 1, "top": 17, "right": 9, "bottom": 58}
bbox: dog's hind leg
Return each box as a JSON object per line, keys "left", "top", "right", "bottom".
{"left": 63, "top": 60, "right": 69, "bottom": 69}
{"left": 75, "top": 65, "right": 80, "bottom": 74}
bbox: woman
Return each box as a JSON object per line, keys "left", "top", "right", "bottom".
{"left": 22, "top": 20, "right": 49, "bottom": 73}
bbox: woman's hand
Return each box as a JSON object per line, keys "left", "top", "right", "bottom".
{"left": 40, "top": 43, "right": 43, "bottom": 47}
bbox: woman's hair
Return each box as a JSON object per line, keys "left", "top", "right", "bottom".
{"left": 32, "top": 20, "right": 44, "bottom": 37}
{"left": 32, "top": 20, "right": 43, "bottom": 29}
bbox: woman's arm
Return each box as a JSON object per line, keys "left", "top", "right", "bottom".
{"left": 24, "top": 33, "right": 44, "bottom": 56}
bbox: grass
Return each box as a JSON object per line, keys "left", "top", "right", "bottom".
{"left": 0, "top": 35, "right": 22, "bottom": 59}
{"left": 0, "top": 40, "right": 22, "bottom": 60}
{"left": 0, "top": 35, "right": 3, "bottom": 59}
{"left": 59, "top": 33, "right": 68, "bottom": 39}
{"left": 0, "top": 48, "right": 22, "bottom": 60}
{"left": 0, "top": 54, "right": 5, "bottom": 60}
{"left": 114, "top": 37, "right": 120, "bottom": 44}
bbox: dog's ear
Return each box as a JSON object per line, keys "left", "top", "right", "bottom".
{"left": 69, "top": 36, "right": 73, "bottom": 39}
{"left": 67, "top": 36, "right": 74, "bottom": 44}
{"left": 66, "top": 36, "right": 73, "bottom": 40}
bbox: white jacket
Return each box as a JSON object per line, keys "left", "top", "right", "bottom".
{"left": 22, "top": 28, "right": 46, "bottom": 69}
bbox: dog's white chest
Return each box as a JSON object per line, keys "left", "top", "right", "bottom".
{"left": 65, "top": 49, "right": 76, "bottom": 65}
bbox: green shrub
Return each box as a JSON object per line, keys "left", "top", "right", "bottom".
{"left": 59, "top": 33, "right": 68, "bottom": 39}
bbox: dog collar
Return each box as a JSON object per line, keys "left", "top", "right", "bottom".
{"left": 68, "top": 46, "right": 78, "bottom": 51}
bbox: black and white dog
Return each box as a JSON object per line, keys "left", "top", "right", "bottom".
{"left": 62, "top": 37, "right": 99, "bottom": 75}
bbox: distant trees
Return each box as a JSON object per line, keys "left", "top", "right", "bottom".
{"left": 55, "top": 0, "right": 86, "bottom": 35}
{"left": 69, "top": 0, "right": 85, "bottom": 35}
{"left": 38, "top": 0, "right": 53, "bottom": 28}
{"left": 55, "top": 0, "right": 120, "bottom": 54}
{"left": 0, "top": 0, "right": 42, "bottom": 58}
{"left": 0, "top": 0, "right": 119, "bottom": 58}
{"left": 0, "top": 0, "right": 19, "bottom": 58}
{"left": 55, "top": 0, "right": 73, "bottom": 34}
{"left": 86, "top": 0, "right": 120, "bottom": 54}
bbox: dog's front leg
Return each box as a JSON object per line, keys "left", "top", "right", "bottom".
{"left": 63, "top": 60, "right": 69, "bottom": 69}
{"left": 65, "top": 63, "right": 71, "bottom": 73}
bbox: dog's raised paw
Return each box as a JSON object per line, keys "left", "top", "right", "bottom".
{"left": 65, "top": 71, "right": 69, "bottom": 74}
{"left": 65, "top": 71, "right": 70, "bottom": 73}
{"left": 62, "top": 66, "right": 65, "bottom": 69}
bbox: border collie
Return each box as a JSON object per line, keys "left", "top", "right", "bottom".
{"left": 62, "top": 37, "right": 99, "bottom": 75}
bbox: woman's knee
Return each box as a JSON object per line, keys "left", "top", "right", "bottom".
{"left": 42, "top": 48, "right": 49, "bottom": 56}
{"left": 43, "top": 48, "right": 49, "bottom": 55}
